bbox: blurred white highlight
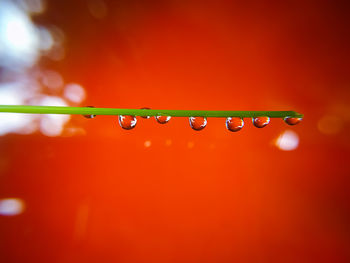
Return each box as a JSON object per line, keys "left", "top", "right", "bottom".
{"left": 41, "top": 70, "right": 63, "bottom": 90}
{"left": 64, "top": 83, "right": 86, "bottom": 103}
{"left": 275, "top": 130, "right": 299, "bottom": 151}
{"left": 0, "top": 198, "right": 25, "bottom": 216}
{"left": 18, "top": 0, "right": 46, "bottom": 14}
{"left": 0, "top": 83, "right": 37, "bottom": 135}
{"left": 0, "top": 0, "right": 86, "bottom": 137}
{"left": 39, "top": 97, "right": 70, "bottom": 136}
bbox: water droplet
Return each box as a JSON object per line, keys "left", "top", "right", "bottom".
{"left": 119, "top": 115, "right": 137, "bottom": 130}
{"left": 284, "top": 117, "right": 302, "bottom": 125}
{"left": 140, "top": 107, "right": 151, "bottom": 119}
{"left": 252, "top": 117, "right": 270, "bottom": 128}
{"left": 83, "top": 106, "right": 96, "bottom": 119}
{"left": 189, "top": 117, "right": 207, "bottom": 131}
{"left": 155, "top": 115, "right": 171, "bottom": 124}
{"left": 226, "top": 117, "right": 244, "bottom": 132}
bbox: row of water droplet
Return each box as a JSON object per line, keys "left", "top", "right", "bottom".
{"left": 83, "top": 107, "right": 302, "bottom": 131}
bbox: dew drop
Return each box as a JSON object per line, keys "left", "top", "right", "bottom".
{"left": 140, "top": 107, "right": 151, "bottom": 119}
{"left": 83, "top": 106, "right": 96, "bottom": 119}
{"left": 226, "top": 117, "right": 244, "bottom": 132}
{"left": 284, "top": 117, "right": 302, "bottom": 125}
{"left": 252, "top": 117, "right": 270, "bottom": 128}
{"left": 189, "top": 117, "right": 207, "bottom": 131}
{"left": 119, "top": 115, "right": 137, "bottom": 130}
{"left": 155, "top": 115, "right": 171, "bottom": 124}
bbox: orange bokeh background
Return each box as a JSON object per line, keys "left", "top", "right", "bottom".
{"left": 1, "top": 1, "right": 350, "bottom": 262}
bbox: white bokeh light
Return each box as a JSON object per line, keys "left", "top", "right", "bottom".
{"left": 0, "top": 198, "right": 25, "bottom": 216}
{"left": 41, "top": 70, "right": 64, "bottom": 90}
{"left": 275, "top": 130, "right": 299, "bottom": 151}
{"left": 18, "top": 0, "right": 46, "bottom": 14}
{"left": 39, "top": 96, "right": 70, "bottom": 137}
{"left": 64, "top": 83, "right": 86, "bottom": 103}
{"left": 0, "top": 0, "right": 85, "bottom": 137}
{"left": 0, "top": 0, "right": 40, "bottom": 68}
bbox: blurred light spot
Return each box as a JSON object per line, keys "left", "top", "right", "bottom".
{"left": 41, "top": 70, "right": 63, "bottom": 90}
{"left": 0, "top": 113, "right": 37, "bottom": 136}
{"left": 39, "top": 94, "right": 67, "bottom": 107}
{"left": 37, "top": 26, "right": 53, "bottom": 50}
{"left": 46, "top": 45, "right": 65, "bottom": 61}
{"left": 0, "top": 198, "right": 25, "bottom": 216}
{"left": 39, "top": 96, "right": 70, "bottom": 137}
{"left": 64, "top": 127, "right": 86, "bottom": 136}
{"left": 318, "top": 115, "right": 343, "bottom": 135}
{"left": 275, "top": 130, "right": 299, "bottom": 151}
{"left": 0, "top": 1, "right": 70, "bottom": 137}
{"left": 0, "top": 83, "right": 37, "bottom": 135}
{"left": 144, "top": 140, "right": 151, "bottom": 148}
{"left": 87, "top": 0, "right": 107, "bottom": 19}
{"left": 64, "top": 83, "right": 86, "bottom": 103}
{"left": 45, "top": 26, "right": 65, "bottom": 61}
{"left": 187, "top": 141, "right": 194, "bottom": 149}
{"left": 18, "top": 0, "right": 46, "bottom": 14}
{"left": 40, "top": 115, "right": 68, "bottom": 137}
{"left": 0, "top": 0, "right": 40, "bottom": 68}
{"left": 48, "top": 26, "right": 65, "bottom": 45}
{"left": 165, "top": 139, "right": 172, "bottom": 146}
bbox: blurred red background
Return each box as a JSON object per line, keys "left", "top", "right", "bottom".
{"left": 1, "top": 0, "right": 350, "bottom": 262}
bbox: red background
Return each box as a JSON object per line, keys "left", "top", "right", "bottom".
{"left": 1, "top": 1, "right": 350, "bottom": 262}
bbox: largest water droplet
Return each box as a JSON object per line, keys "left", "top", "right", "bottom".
{"left": 284, "top": 117, "right": 302, "bottom": 125}
{"left": 119, "top": 115, "right": 137, "bottom": 130}
{"left": 226, "top": 117, "right": 244, "bottom": 132}
{"left": 155, "top": 115, "right": 171, "bottom": 124}
{"left": 252, "top": 117, "right": 270, "bottom": 128}
{"left": 189, "top": 117, "right": 207, "bottom": 131}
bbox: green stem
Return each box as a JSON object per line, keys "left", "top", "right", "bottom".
{"left": 0, "top": 105, "right": 303, "bottom": 118}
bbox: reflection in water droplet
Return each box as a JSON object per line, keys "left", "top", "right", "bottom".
{"left": 284, "top": 117, "right": 302, "bottom": 125}
{"left": 155, "top": 115, "right": 171, "bottom": 124}
{"left": 140, "top": 107, "right": 151, "bottom": 119}
{"left": 189, "top": 117, "right": 207, "bottom": 131}
{"left": 226, "top": 117, "right": 244, "bottom": 132}
{"left": 252, "top": 117, "right": 270, "bottom": 128}
{"left": 83, "top": 106, "right": 96, "bottom": 119}
{"left": 119, "top": 115, "right": 137, "bottom": 130}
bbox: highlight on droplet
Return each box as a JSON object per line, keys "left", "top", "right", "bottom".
{"left": 155, "top": 115, "right": 171, "bottom": 124}
{"left": 189, "top": 117, "right": 207, "bottom": 131}
{"left": 252, "top": 117, "right": 270, "bottom": 128}
{"left": 284, "top": 116, "right": 302, "bottom": 125}
{"left": 119, "top": 115, "right": 137, "bottom": 130}
{"left": 0, "top": 198, "right": 25, "bottom": 216}
{"left": 83, "top": 106, "right": 96, "bottom": 119}
{"left": 140, "top": 107, "right": 151, "bottom": 119}
{"left": 226, "top": 117, "right": 244, "bottom": 132}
